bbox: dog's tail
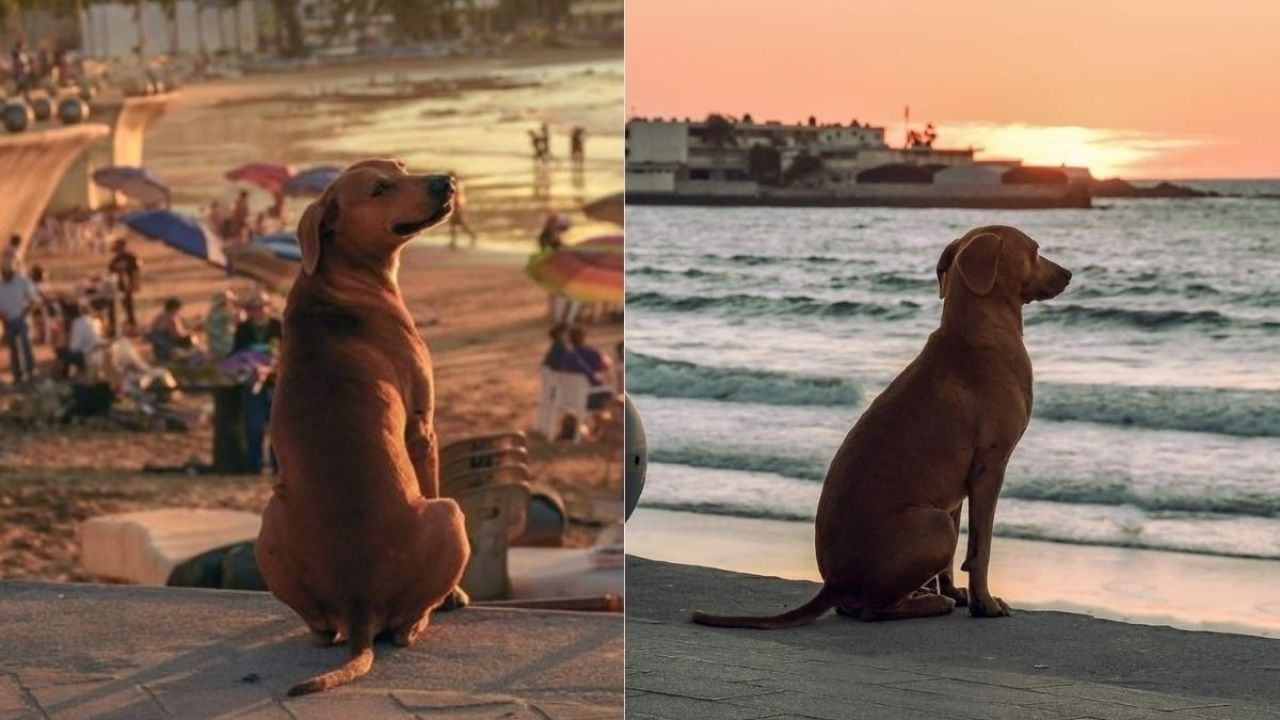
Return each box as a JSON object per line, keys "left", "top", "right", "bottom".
{"left": 287, "top": 599, "right": 376, "bottom": 697}
{"left": 690, "top": 586, "right": 838, "bottom": 630}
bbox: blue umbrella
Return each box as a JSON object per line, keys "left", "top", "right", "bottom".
{"left": 123, "top": 210, "right": 226, "bottom": 268}
{"left": 283, "top": 165, "right": 342, "bottom": 197}
{"left": 253, "top": 231, "right": 301, "bottom": 262}
{"left": 92, "top": 166, "right": 170, "bottom": 207}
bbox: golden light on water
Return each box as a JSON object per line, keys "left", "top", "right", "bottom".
{"left": 927, "top": 123, "right": 1207, "bottom": 179}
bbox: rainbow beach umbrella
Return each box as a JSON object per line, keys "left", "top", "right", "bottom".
{"left": 525, "top": 234, "right": 623, "bottom": 304}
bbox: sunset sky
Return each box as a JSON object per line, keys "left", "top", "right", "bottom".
{"left": 626, "top": 0, "right": 1279, "bottom": 179}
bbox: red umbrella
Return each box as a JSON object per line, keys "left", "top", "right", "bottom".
{"left": 225, "top": 163, "right": 295, "bottom": 195}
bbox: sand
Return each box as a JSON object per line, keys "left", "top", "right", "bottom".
{"left": 0, "top": 46, "right": 622, "bottom": 583}
{"left": 628, "top": 507, "right": 1280, "bottom": 640}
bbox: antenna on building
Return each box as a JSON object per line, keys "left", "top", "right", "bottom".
{"left": 903, "top": 105, "right": 910, "bottom": 149}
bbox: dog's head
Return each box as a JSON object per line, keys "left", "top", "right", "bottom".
{"left": 297, "top": 159, "right": 454, "bottom": 276}
{"left": 936, "top": 225, "right": 1071, "bottom": 304}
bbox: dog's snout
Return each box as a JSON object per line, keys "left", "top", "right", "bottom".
{"left": 427, "top": 175, "right": 454, "bottom": 199}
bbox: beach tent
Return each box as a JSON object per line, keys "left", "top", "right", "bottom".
{"left": 525, "top": 234, "right": 623, "bottom": 304}
{"left": 283, "top": 165, "right": 342, "bottom": 197}
{"left": 92, "top": 166, "right": 171, "bottom": 207}
{"left": 123, "top": 209, "right": 226, "bottom": 268}
{"left": 225, "top": 162, "right": 295, "bottom": 195}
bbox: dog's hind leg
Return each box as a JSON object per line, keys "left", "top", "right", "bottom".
{"left": 935, "top": 504, "right": 969, "bottom": 607}
{"left": 391, "top": 608, "right": 432, "bottom": 647}
{"left": 857, "top": 506, "right": 958, "bottom": 619}
{"left": 859, "top": 592, "right": 955, "bottom": 622}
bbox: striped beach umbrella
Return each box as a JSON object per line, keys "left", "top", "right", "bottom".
{"left": 226, "top": 162, "right": 295, "bottom": 195}
{"left": 123, "top": 210, "right": 226, "bottom": 268}
{"left": 253, "top": 231, "right": 302, "bottom": 262}
{"left": 224, "top": 232, "right": 301, "bottom": 291}
{"left": 92, "top": 165, "right": 170, "bottom": 207}
{"left": 525, "top": 234, "right": 623, "bottom": 304}
{"left": 283, "top": 165, "right": 342, "bottom": 197}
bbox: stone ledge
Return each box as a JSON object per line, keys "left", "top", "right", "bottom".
{"left": 0, "top": 581, "right": 622, "bottom": 719}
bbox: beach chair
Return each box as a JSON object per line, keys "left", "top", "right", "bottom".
{"left": 441, "top": 446, "right": 529, "bottom": 479}
{"left": 535, "top": 366, "right": 560, "bottom": 438}
{"left": 440, "top": 431, "right": 527, "bottom": 463}
{"left": 452, "top": 482, "right": 532, "bottom": 601}
{"left": 543, "top": 371, "right": 591, "bottom": 442}
{"left": 443, "top": 464, "right": 532, "bottom": 500}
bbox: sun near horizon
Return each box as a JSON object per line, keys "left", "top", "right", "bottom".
{"left": 626, "top": 0, "right": 1280, "bottom": 180}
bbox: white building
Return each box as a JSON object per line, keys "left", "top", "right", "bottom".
{"left": 80, "top": 0, "right": 259, "bottom": 59}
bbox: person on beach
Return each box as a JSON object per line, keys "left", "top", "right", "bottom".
{"left": 28, "top": 264, "right": 61, "bottom": 346}
{"left": 0, "top": 267, "right": 38, "bottom": 385}
{"left": 570, "top": 126, "right": 586, "bottom": 166}
{"left": 233, "top": 293, "right": 282, "bottom": 474}
{"left": 565, "top": 326, "right": 615, "bottom": 405}
{"left": 207, "top": 200, "right": 226, "bottom": 237}
{"left": 10, "top": 42, "right": 32, "bottom": 94}
{"left": 538, "top": 213, "right": 570, "bottom": 252}
{"left": 447, "top": 177, "right": 478, "bottom": 249}
{"left": 146, "top": 297, "right": 194, "bottom": 361}
{"left": 204, "top": 290, "right": 240, "bottom": 360}
{"left": 55, "top": 302, "right": 102, "bottom": 380}
{"left": 232, "top": 191, "right": 252, "bottom": 243}
{"left": 542, "top": 323, "right": 571, "bottom": 370}
{"left": 107, "top": 239, "right": 141, "bottom": 330}
{"left": 2, "top": 235, "right": 24, "bottom": 277}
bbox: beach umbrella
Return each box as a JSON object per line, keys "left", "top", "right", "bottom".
{"left": 583, "top": 193, "right": 623, "bottom": 226}
{"left": 123, "top": 210, "right": 227, "bottom": 268}
{"left": 283, "top": 165, "right": 342, "bottom": 197}
{"left": 253, "top": 231, "right": 302, "bottom": 262}
{"left": 224, "top": 233, "right": 301, "bottom": 291}
{"left": 525, "top": 234, "right": 623, "bottom": 304}
{"left": 225, "top": 162, "right": 294, "bottom": 195}
{"left": 91, "top": 165, "right": 170, "bottom": 207}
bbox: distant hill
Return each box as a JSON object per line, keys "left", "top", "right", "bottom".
{"left": 1091, "top": 178, "right": 1218, "bottom": 198}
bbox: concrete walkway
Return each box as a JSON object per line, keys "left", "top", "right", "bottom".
{"left": 0, "top": 581, "right": 621, "bottom": 719}
{"left": 627, "top": 557, "right": 1280, "bottom": 720}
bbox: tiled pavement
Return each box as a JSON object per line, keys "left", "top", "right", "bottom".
{"left": 627, "top": 557, "right": 1280, "bottom": 720}
{"left": 0, "top": 581, "right": 621, "bottom": 719}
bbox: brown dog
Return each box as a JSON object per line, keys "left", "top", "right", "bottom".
{"left": 692, "top": 225, "right": 1071, "bottom": 628}
{"left": 256, "top": 159, "right": 470, "bottom": 695}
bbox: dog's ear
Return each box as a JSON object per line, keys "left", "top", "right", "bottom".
{"left": 298, "top": 193, "right": 337, "bottom": 276}
{"left": 936, "top": 238, "right": 963, "bottom": 298}
{"left": 954, "top": 231, "right": 1004, "bottom": 296}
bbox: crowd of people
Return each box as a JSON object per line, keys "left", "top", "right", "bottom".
{"left": 8, "top": 40, "right": 87, "bottom": 95}
{"left": 1, "top": 229, "right": 284, "bottom": 472}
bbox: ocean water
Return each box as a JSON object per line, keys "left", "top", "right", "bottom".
{"left": 627, "top": 183, "right": 1280, "bottom": 560}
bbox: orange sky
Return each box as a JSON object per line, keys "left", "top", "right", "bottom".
{"left": 626, "top": 0, "right": 1280, "bottom": 179}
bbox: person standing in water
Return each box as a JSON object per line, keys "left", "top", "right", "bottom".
{"left": 447, "top": 176, "right": 478, "bottom": 250}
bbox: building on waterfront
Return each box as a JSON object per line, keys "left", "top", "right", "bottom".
{"left": 626, "top": 115, "right": 1093, "bottom": 208}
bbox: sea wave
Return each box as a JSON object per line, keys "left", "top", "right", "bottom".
{"left": 626, "top": 353, "right": 862, "bottom": 406}
{"left": 1028, "top": 304, "right": 1279, "bottom": 332}
{"left": 626, "top": 290, "right": 922, "bottom": 319}
{"left": 629, "top": 355, "right": 1280, "bottom": 437}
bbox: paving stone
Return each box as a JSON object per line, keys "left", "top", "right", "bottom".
{"left": 1038, "top": 684, "right": 1232, "bottom": 712}
{"left": 886, "top": 676, "right": 1061, "bottom": 705}
{"left": 1029, "top": 699, "right": 1186, "bottom": 719}
{"left": 25, "top": 680, "right": 167, "bottom": 720}
{"left": 626, "top": 691, "right": 782, "bottom": 720}
{"left": 284, "top": 692, "right": 413, "bottom": 719}
{"left": 627, "top": 672, "right": 781, "bottom": 702}
{"left": 723, "top": 689, "right": 964, "bottom": 720}
{"left": 0, "top": 676, "right": 33, "bottom": 714}
{"left": 1175, "top": 706, "right": 1280, "bottom": 720}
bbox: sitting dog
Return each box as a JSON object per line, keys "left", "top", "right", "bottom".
{"left": 692, "top": 225, "right": 1071, "bottom": 628}
{"left": 256, "top": 159, "right": 470, "bottom": 694}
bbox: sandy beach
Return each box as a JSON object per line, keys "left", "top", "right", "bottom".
{"left": 628, "top": 507, "right": 1280, "bottom": 640}
{"left": 0, "top": 46, "right": 623, "bottom": 582}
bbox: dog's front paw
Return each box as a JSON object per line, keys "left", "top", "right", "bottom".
{"left": 969, "top": 594, "right": 1011, "bottom": 618}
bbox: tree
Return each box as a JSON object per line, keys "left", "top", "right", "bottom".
{"left": 702, "top": 113, "right": 737, "bottom": 149}
{"left": 271, "top": 0, "right": 305, "bottom": 57}
{"left": 747, "top": 144, "right": 781, "bottom": 186}
{"left": 783, "top": 151, "right": 824, "bottom": 186}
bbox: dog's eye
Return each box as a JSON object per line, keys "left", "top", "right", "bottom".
{"left": 371, "top": 180, "right": 393, "bottom": 197}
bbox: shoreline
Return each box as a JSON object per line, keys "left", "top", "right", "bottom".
{"left": 627, "top": 507, "right": 1280, "bottom": 639}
